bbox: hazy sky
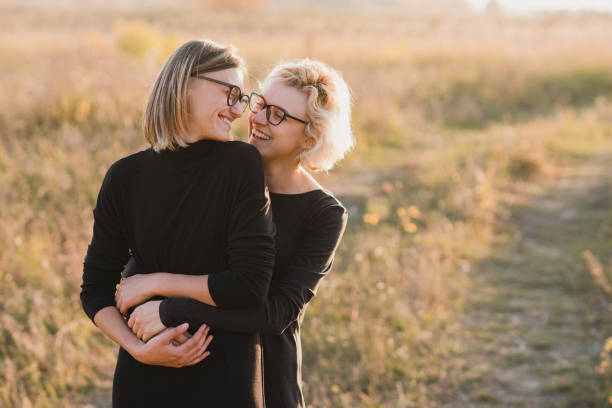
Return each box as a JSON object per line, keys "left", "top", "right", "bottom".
{"left": 467, "top": 0, "right": 612, "bottom": 13}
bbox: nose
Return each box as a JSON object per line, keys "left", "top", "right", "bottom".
{"left": 252, "top": 109, "right": 267, "bottom": 125}
{"left": 229, "top": 103, "right": 243, "bottom": 118}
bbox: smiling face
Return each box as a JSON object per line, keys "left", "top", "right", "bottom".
{"left": 185, "top": 68, "right": 244, "bottom": 143}
{"left": 248, "top": 81, "right": 313, "bottom": 165}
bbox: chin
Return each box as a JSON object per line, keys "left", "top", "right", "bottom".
{"left": 248, "top": 139, "right": 261, "bottom": 150}
{"left": 214, "top": 132, "right": 232, "bottom": 142}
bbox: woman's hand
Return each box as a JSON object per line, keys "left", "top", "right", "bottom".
{"left": 128, "top": 300, "right": 165, "bottom": 342}
{"left": 116, "top": 273, "right": 166, "bottom": 315}
{"left": 132, "top": 323, "right": 213, "bottom": 367}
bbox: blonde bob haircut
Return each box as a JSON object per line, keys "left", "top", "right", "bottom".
{"left": 262, "top": 59, "right": 354, "bottom": 172}
{"left": 143, "top": 39, "right": 245, "bottom": 152}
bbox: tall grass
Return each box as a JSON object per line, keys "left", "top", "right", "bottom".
{"left": 584, "top": 251, "right": 612, "bottom": 405}
{"left": 1, "top": 1, "right": 612, "bottom": 406}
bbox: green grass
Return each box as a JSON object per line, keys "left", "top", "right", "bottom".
{"left": 451, "top": 150, "right": 612, "bottom": 406}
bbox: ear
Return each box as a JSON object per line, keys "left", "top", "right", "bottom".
{"left": 300, "top": 135, "right": 316, "bottom": 151}
{"left": 185, "top": 78, "right": 196, "bottom": 114}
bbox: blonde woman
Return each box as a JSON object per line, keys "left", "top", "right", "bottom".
{"left": 116, "top": 59, "right": 354, "bottom": 407}
{"left": 81, "top": 40, "right": 275, "bottom": 407}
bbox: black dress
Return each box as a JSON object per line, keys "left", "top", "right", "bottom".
{"left": 153, "top": 189, "right": 348, "bottom": 408}
{"left": 80, "top": 139, "right": 276, "bottom": 407}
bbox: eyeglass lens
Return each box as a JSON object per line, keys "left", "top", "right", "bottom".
{"left": 249, "top": 94, "right": 286, "bottom": 125}
{"left": 228, "top": 87, "right": 249, "bottom": 112}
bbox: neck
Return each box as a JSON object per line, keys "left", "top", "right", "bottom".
{"left": 182, "top": 128, "right": 201, "bottom": 144}
{"left": 263, "top": 159, "right": 311, "bottom": 194}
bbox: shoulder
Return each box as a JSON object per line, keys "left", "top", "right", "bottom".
{"left": 219, "top": 142, "right": 265, "bottom": 182}
{"left": 294, "top": 190, "right": 347, "bottom": 249}
{"left": 312, "top": 189, "right": 347, "bottom": 213}
{"left": 306, "top": 190, "right": 348, "bottom": 228}
{"left": 107, "top": 149, "right": 151, "bottom": 175}
{"left": 219, "top": 141, "right": 263, "bottom": 166}
{"left": 101, "top": 149, "right": 152, "bottom": 190}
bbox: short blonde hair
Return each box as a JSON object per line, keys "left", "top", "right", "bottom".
{"left": 262, "top": 59, "right": 354, "bottom": 172}
{"left": 143, "top": 39, "right": 245, "bottom": 152}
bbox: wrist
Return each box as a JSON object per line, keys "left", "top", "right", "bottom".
{"left": 124, "top": 336, "right": 144, "bottom": 360}
{"left": 152, "top": 273, "right": 168, "bottom": 296}
{"left": 158, "top": 299, "right": 172, "bottom": 328}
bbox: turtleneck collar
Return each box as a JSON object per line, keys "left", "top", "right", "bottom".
{"left": 157, "top": 139, "right": 220, "bottom": 163}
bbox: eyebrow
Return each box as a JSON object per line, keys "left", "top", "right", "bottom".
{"left": 263, "top": 96, "right": 301, "bottom": 112}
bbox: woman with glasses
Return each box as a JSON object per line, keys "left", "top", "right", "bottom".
{"left": 116, "top": 59, "right": 354, "bottom": 407}
{"left": 80, "top": 39, "right": 275, "bottom": 407}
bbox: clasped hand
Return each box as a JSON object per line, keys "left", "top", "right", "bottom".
{"left": 133, "top": 323, "right": 213, "bottom": 368}
{"left": 115, "top": 273, "right": 162, "bottom": 315}
{"left": 115, "top": 273, "right": 213, "bottom": 367}
{"left": 125, "top": 300, "right": 166, "bottom": 342}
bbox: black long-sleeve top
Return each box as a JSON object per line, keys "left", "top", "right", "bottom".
{"left": 80, "top": 139, "right": 275, "bottom": 407}
{"left": 155, "top": 189, "right": 347, "bottom": 408}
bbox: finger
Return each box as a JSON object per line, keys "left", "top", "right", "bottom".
{"left": 174, "top": 333, "right": 192, "bottom": 345}
{"left": 136, "top": 324, "right": 148, "bottom": 341}
{"left": 196, "top": 334, "right": 213, "bottom": 361}
{"left": 178, "top": 323, "right": 206, "bottom": 346}
{"left": 143, "top": 325, "right": 163, "bottom": 342}
{"left": 179, "top": 325, "right": 207, "bottom": 353}
{"left": 184, "top": 337, "right": 212, "bottom": 366}
{"left": 132, "top": 320, "right": 140, "bottom": 336}
{"left": 202, "top": 333, "right": 213, "bottom": 352}
{"left": 196, "top": 325, "right": 209, "bottom": 340}
{"left": 177, "top": 332, "right": 203, "bottom": 359}
{"left": 181, "top": 339, "right": 209, "bottom": 365}
{"left": 182, "top": 330, "right": 210, "bottom": 362}
{"left": 116, "top": 291, "right": 126, "bottom": 314}
{"left": 160, "top": 323, "right": 189, "bottom": 343}
{"left": 195, "top": 324, "right": 208, "bottom": 338}
{"left": 200, "top": 326, "right": 210, "bottom": 347}
{"left": 185, "top": 329, "right": 213, "bottom": 364}
{"left": 184, "top": 350, "right": 210, "bottom": 367}
{"left": 187, "top": 333, "right": 212, "bottom": 362}
{"left": 127, "top": 314, "right": 135, "bottom": 329}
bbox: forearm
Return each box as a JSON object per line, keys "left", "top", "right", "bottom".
{"left": 154, "top": 273, "right": 216, "bottom": 307}
{"left": 160, "top": 298, "right": 264, "bottom": 334}
{"left": 93, "top": 306, "right": 142, "bottom": 356}
{"left": 94, "top": 306, "right": 213, "bottom": 368}
{"left": 160, "top": 282, "right": 307, "bottom": 335}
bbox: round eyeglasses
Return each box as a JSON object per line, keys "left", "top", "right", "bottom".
{"left": 196, "top": 75, "right": 250, "bottom": 113}
{"left": 248, "top": 92, "right": 308, "bottom": 126}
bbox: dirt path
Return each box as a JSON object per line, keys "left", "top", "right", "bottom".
{"left": 450, "top": 154, "right": 612, "bottom": 407}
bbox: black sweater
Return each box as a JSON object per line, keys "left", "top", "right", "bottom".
{"left": 80, "top": 139, "right": 275, "bottom": 407}
{"left": 156, "top": 189, "right": 348, "bottom": 408}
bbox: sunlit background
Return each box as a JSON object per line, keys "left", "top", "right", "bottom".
{"left": 2, "top": 0, "right": 612, "bottom": 406}
{"left": 469, "top": 0, "right": 612, "bottom": 13}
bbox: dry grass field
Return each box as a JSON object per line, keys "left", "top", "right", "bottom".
{"left": 1, "top": 1, "right": 612, "bottom": 406}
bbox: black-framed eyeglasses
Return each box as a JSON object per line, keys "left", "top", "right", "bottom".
{"left": 248, "top": 92, "right": 308, "bottom": 126}
{"left": 196, "top": 75, "right": 250, "bottom": 113}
